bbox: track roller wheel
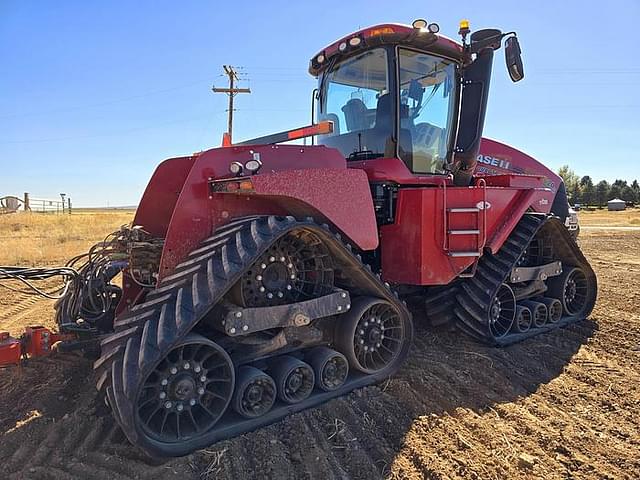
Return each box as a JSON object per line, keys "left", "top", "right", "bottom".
{"left": 271, "top": 356, "right": 315, "bottom": 404}
{"left": 335, "top": 297, "right": 411, "bottom": 375}
{"left": 539, "top": 297, "right": 562, "bottom": 323}
{"left": 232, "top": 366, "right": 276, "bottom": 418}
{"left": 547, "top": 266, "right": 591, "bottom": 316}
{"left": 308, "top": 347, "right": 349, "bottom": 392}
{"left": 488, "top": 284, "right": 516, "bottom": 339}
{"left": 135, "top": 334, "right": 234, "bottom": 448}
{"left": 521, "top": 300, "right": 548, "bottom": 328}
{"left": 513, "top": 305, "right": 532, "bottom": 333}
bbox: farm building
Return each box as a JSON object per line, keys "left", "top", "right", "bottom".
{"left": 607, "top": 198, "right": 626, "bottom": 211}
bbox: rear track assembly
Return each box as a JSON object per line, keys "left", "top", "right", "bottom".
{"left": 95, "top": 216, "right": 412, "bottom": 457}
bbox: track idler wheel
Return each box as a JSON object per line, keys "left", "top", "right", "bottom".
{"left": 271, "top": 356, "right": 315, "bottom": 404}
{"left": 232, "top": 366, "right": 277, "bottom": 418}
{"left": 520, "top": 300, "right": 548, "bottom": 328}
{"left": 539, "top": 297, "right": 563, "bottom": 323}
{"left": 335, "top": 297, "right": 410, "bottom": 375}
{"left": 547, "top": 266, "right": 591, "bottom": 317}
{"left": 488, "top": 284, "right": 516, "bottom": 339}
{"left": 308, "top": 347, "right": 349, "bottom": 392}
{"left": 135, "top": 334, "right": 234, "bottom": 445}
{"left": 513, "top": 305, "right": 533, "bottom": 333}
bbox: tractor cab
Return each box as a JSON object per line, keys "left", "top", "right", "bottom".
{"left": 310, "top": 20, "right": 524, "bottom": 185}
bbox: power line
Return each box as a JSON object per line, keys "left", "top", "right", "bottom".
{"left": 212, "top": 65, "right": 251, "bottom": 144}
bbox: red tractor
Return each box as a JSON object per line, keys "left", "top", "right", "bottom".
{"left": 1, "top": 19, "right": 596, "bottom": 457}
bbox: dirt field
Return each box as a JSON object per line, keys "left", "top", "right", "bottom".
{"left": 578, "top": 207, "right": 640, "bottom": 227}
{"left": 1, "top": 212, "right": 639, "bottom": 479}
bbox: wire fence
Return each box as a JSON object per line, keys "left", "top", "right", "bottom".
{"left": 0, "top": 193, "right": 72, "bottom": 214}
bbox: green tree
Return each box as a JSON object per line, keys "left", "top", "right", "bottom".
{"left": 596, "top": 180, "right": 609, "bottom": 207}
{"left": 558, "top": 165, "right": 579, "bottom": 194}
{"left": 609, "top": 184, "right": 622, "bottom": 201}
{"left": 579, "top": 176, "right": 594, "bottom": 206}
{"left": 632, "top": 179, "right": 639, "bottom": 195}
{"left": 622, "top": 185, "right": 637, "bottom": 204}
{"left": 570, "top": 182, "right": 582, "bottom": 205}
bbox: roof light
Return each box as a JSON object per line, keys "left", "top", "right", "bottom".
{"left": 412, "top": 19, "right": 428, "bottom": 29}
{"left": 229, "top": 161, "right": 243, "bottom": 176}
{"left": 316, "top": 53, "right": 325, "bottom": 64}
{"left": 428, "top": 23, "right": 440, "bottom": 33}
{"left": 348, "top": 36, "right": 361, "bottom": 47}
{"left": 338, "top": 42, "right": 347, "bottom": 52}
{"left": 366, "top": 26, "right": 395, "bottom": 37}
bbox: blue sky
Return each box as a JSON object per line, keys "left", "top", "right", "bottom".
{"left": 1, "top": 0, "right": 638, "bottom": 206}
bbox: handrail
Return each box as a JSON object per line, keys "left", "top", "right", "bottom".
{"left": 441, "top": 178, "right": 448, "bottom": 251}
{"left": 477, "top": 177, "right": 487, "bottom": 250}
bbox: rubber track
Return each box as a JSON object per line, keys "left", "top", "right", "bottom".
{"left": 451, "top": 213, "right": 597, "bottom": 346}
{"left": 94, "top": 215, "right": 411, "bottom": 456}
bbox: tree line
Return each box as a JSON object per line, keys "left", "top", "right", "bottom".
{"left": 557, "top": 165, "right": 639, "bottom": 207}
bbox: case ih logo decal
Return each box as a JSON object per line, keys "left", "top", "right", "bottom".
{"left": 477, "top": 154, "right": 511, "bottom": 170}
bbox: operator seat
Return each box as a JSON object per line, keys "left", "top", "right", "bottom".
{"left": 341, "top": 98, "right": 369, "bottom": 132}
{"left": 374, "top": 94, "right": 413, "bottom": 169}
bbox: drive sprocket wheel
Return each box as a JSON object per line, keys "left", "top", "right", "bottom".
{"left": 336, "top": 297, "right": 411, "bottom": 375}
{"left": 518, "top": 229, "right": 554, "bottom": 267}
{"left": 230, "top": 230, "right": 334, "bottom": 307}
{"left": 135, "top": 334, "right": 234, "bottom": 445}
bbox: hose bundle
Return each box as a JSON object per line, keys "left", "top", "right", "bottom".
{"left": 1, "top": 227, "right": 130, "bottom": 334}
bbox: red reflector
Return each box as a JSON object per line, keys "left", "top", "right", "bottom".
{"left": 210, "top": 178, "right": 254, "bottom": 194}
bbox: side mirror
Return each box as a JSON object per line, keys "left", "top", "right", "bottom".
{"left": 505, "top": 36, "right": 524, "bottom": 82}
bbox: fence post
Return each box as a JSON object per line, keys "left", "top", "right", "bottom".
{"left": 23, "top": 192, "right": 30, "bottom": 211}
{"left": 68, "top": 198, "right": 72, "bottom": 214}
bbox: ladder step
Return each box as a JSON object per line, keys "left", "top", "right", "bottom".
{"left": 448, "top": 229, "right": 480, "bottom": 235}
{"left": 448, "top": 207, "right": 480, "bottom": 213}
{"left": 448, "top": 251, "right": 482, "bottom": 257}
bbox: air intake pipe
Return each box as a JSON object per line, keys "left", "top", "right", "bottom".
{"left": 452, "top": 29, "right": 502, "bottom": 186}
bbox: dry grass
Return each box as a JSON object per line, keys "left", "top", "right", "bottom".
{"left": 577, "top": 207, "right": 640, "bottom": 227}
{"left": 0, "top": 211, "right": 134, "bottom": 266}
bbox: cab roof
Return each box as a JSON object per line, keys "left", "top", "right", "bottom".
{"left": 309, "top": 23, "right": 464, "bottom": 76}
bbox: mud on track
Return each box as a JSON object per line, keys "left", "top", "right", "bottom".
{"left": 1, "top": 231, "right": 639, "bottom": 479}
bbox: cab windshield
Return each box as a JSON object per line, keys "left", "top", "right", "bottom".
{"left": 398, "top": 48, "right": 457, "bottom": 174}
{"left": 317, "top": 47, "right": 457, "bottom": 174}
{"left": 317, "top": 48, "right": 392, "bottom": 160}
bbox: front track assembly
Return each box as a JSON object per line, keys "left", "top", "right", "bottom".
{"left": 95, "top": 216, "right": 412, "bottom": 457}
{"left": 441, "top": 213, "right": 597, "bottom": 346}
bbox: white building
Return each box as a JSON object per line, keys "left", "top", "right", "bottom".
{"left": 607, "top": 198, "right": 626, "bottom": 211}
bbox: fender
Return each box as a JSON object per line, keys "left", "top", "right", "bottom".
{"left": 154, "top": 146, "right": 377, "bottom": 281}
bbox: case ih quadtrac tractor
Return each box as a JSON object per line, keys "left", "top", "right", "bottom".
{"left": 0, "top": 19, "right": 596, "bottom": 457}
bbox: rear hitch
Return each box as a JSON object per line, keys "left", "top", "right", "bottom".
{"left": 0, "top": 326, "right": 76, "bottom": 367}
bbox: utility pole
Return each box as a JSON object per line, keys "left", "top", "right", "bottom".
{"left": 212, "top": 65, "right": 250, "bottom": 143}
